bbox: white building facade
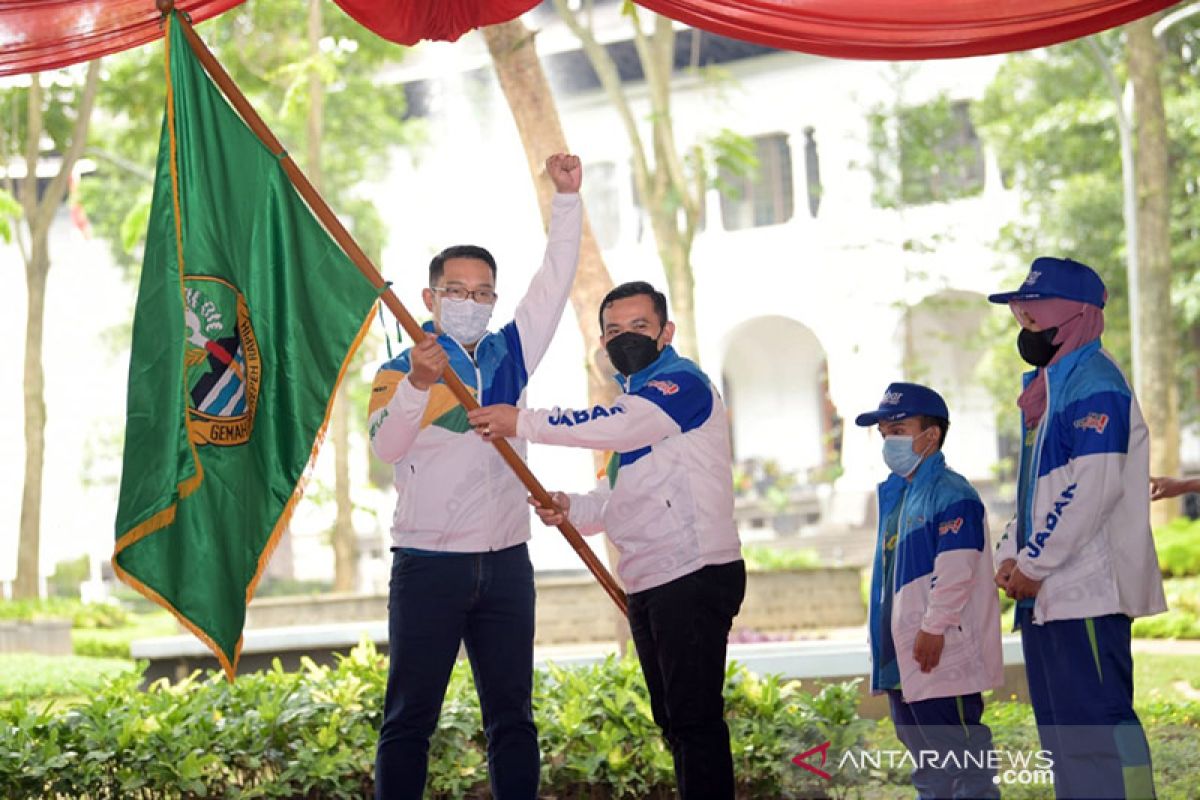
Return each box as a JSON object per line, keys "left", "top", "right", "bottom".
{"left": 369, "top": 8, "right": 1022, "bottom": 572}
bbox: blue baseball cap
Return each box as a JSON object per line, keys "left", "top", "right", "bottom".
{"left": 987, "top": 256, "right": 1106, "bottom": 308}
{"left": 855, "top": 382, "right": 949, "bottom": 427}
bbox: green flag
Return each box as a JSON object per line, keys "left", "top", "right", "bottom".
{"left": 113, "top": 14, "right": 379, "bottom": 678}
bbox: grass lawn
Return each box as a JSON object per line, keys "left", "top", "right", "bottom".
{"left": 71, "top": 610, "right": 177, "bottom": 659}
{"left": 0, "top": 653, "right": 135, "bottom": 703}
{"left": 1135, "top": 652, "right": 1200, "bottom": 704}
{"left": 848, "top": 652, "right": 1200, "bottom": 799}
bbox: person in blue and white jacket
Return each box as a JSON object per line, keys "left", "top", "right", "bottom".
{"left": 468, "top": 281, "right": 745, "bottom": 800}
{"left": 990, "top": 256, "right": 1166, "bottom": 800}
{"left": 368, "top": 154, "right": 583, "bottom": 800}
{"left": 857, "top": 382, "right": 1003, "bottom": 800}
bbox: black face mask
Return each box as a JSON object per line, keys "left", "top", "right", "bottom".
{"left": 606, "top": 331, "right": 662, "bottom": 376}
{"left": 1018, "top": 326, "right": 1061, "bottom": 367}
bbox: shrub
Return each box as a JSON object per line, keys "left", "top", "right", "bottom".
{"left": 0, "top": 599, "right": 128, "bottom": 629}
{"left": 71, "top": 612, "right": 178, "bottom": 659}
{"left": 1131, "top": 577, "right": 1200, "bottom": 640}
{"left": 1154, "top": 517, "right": 1200, "bottom": 578}
{"left": 0, "top": 643, "right": 868, "bottom": 799}
{"left": 0, "top": 654, "right": 135, "bottom": 701}
{"left": 743, "top": 546, "right": 821, "bottom": 572}
{"left": 47, "top": 556, "right": 90, "bottom": 599}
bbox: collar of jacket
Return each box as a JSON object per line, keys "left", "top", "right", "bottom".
{"left": 613, "top": 345, "right": 682, "bottom": 393}
{"left": 878, "top": 449, "right": 947, "bottom": 507}
{"left": 1021, "top": 337, "right": 1102, "bottom": 392}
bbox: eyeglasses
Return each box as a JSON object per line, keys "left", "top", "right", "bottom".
{"left": 431, "top": 286, "right": 498, "bottom": 305}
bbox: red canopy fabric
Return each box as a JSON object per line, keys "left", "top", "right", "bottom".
{"left": 0, "top": 1, "right": 244, "bottom": 77}
{"left": 330, "top": 0, "right": 540, "bottom": 46}
{"left": 633, "top": 0, "right": 1182, "bottom": 60}
{"left": 0, "top": 0, "right": 1182, "bottom": 77}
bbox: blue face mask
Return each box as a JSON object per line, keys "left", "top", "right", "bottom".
{"left": 882, "top": 435, "right": 924, "bottom": 477}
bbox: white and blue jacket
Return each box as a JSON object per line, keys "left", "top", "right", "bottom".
{"left": 869, "top": 452, "right": 1003, "bottom": 703}
{"left": 517, "top": 346, "right": 743, "bottom": 594}
{"left": 995, "top": 339, "right": 1166, "bottom": 624}
{"left": 368, "top": 194, "right": 582, "bottom": 552}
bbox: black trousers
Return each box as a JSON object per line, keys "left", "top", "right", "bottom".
{"left": 627, "top": 560, "right": 747, "bottom": 800}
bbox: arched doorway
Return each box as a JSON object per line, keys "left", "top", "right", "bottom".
{"left": 721, "top": 316, "right": 839, "bottom": 482}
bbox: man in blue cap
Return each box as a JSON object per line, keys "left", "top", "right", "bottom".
{"left": 989, "top": 256, "right": 1165, "bottom": 799}
{"left": 856, "top": 382, "right": 1003, "bottom": 799}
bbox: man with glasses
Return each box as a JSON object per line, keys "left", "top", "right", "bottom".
{"left": 467, "top": 281, "right": 746, "bottom": 800}
{"left": 368, "top": 153, "right": 583, "bottom": 800}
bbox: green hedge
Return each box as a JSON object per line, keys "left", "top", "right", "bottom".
{"left": 742, "top": 545, "right": 821, "bottom": 571}
{"left": 71, "top": 612, "right": 179, "bottom": 660}
{"left": 1154, "top": 517, "right": 1200, "bottom": 578}
{"left": 1132, "top": 577, "right": 1200, "bottom": 640}
{"left": 0, "top": 599, "right": 128, "bottom": 629}
{"left": 0, "top": 643, "right": 867, "bottom": 799}
{"left": 0, "top": 654, "right": 135, "bottom": 701}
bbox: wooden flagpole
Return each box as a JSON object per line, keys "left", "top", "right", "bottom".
{"left": 168, "top": 7, "right": 627, "bottom": 615}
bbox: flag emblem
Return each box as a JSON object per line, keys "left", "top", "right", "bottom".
{"left": 185, "top": 276, "right": 262, "bottom": 446}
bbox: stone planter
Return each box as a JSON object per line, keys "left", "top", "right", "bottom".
{"left": 0, "top": 618, "right": 73, "bottom": 656}
{"left": 244, "top": 566, "right": 865, "bottom": 645}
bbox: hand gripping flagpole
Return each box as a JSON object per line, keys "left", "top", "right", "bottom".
{"left": 169, "top": 9, "right": 628, "bottom": 615}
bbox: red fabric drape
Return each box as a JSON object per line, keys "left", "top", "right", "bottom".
{"left": 330, "top": 0, "right": 540, "bottom": 46}
{"left": 0, "top": 1, "right": 244, "bottom": 77}
{"left": 633, "top": 0, "right": 1181, "bottom": 60}
{"left": 0, "top": 0, "right": 1182, "bottom": 77}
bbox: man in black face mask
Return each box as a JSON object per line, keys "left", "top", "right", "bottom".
{"left": 468, "top": 281, "right": 745, "bottom": 800}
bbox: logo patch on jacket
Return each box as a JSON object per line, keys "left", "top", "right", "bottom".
{"left": 1073, "top": 412, "right": 1110, "bottom": 434}
{"left": 646, "top": 379, "right": 679, "bottom": 396}
{"left": 1026, "top": 483, "right": 1078, "bottom": 558}
{"left": 548, "top": 405, "right": 626, "bottom": 426}
{"left": 938, "top": 517, "right": 964, "bottom": 536}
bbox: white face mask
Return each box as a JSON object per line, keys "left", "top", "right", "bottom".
{"left": 438, "top": 297, "right": 493, "bottom": 346}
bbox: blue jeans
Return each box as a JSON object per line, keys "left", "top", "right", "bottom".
{"left": 887, "top": 690, "right": 999, "bottom": 799}
{"left": 374, "top": 544, "right": 538, "bottom": 800}
{"left": 628, "top": 560, "right": 746, "bottom": 800}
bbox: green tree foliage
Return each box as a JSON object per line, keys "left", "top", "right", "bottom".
{"left": 82, "top": 2, "right": 422, "bottom": 270}
{"left": 869, "top": 92, "right": 987, "bottom": 208}
{"left": 0, "top": 187, "right": 20, "bottom": 242}
{"left": 973, "top": 29, "right": 1200, "bottom": 422}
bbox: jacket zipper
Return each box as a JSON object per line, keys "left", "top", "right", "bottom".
{"left": 449, "top": 335, "right": 493, "bottom": 549}
{"left": 1026, "top": 370, "right": 1051, "bottom": 622}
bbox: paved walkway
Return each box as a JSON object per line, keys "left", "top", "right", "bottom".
{"left": 1131, "top": 637, "right": 1200, "bottom": 655}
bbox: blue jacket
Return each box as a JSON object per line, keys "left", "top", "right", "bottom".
{"left": 869, "top": 451, "right": 1003, "bottom": 702}
{"left": 995, "top": 340, "right": 1166, "bottom": 623}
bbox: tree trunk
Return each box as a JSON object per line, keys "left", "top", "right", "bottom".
{"left": 303, "top": 0, "right": 356, "bottom": 592}
{"left": 14, "top": 62, "right": 101, "bottom": 599}
{"left": 1128, "top": 19, "right": 1179, "bottom": 529}
{"left": 551, "top": 1, "right": 703, "bottom": 366}
{"left": 16, "top": 240, "right": 49, "bottom": 599}
{"left": 482, "top": 20, "right": 617, "bottom": 416}
{"left": 483, "top": 19, "right": 627, "bottom": 649}
{"left": 653, "top": 220, "right": 699, "bottom": 360}
{"left": 1086, "top": 39, "right": 1141, "bottom": 386}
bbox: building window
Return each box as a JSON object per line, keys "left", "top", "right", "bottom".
{"left": 803, "top": 126, "right": 821, "bottom": 219}
{"left": 719, "top": 133, "right": 794, "bottom": 230}
{"left": 870, "top": 97, "right": 985, "bottom": 207}
{"left": 581, "top": 161, "right": 620, "bottom": 250}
